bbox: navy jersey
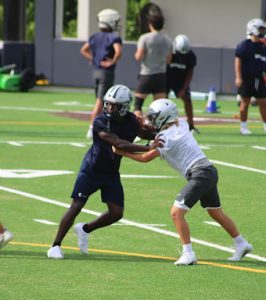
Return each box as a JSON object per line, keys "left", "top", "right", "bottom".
{"left": 167, "top": 50, "right": 197, "bottom": 87}
{"left": 84, "top": 113, "right": 140, "bottom": 174}
{"left": 89, "top": 32, "right": 122, "bottom": 71}
{"left": 235, "top": 39, "right": 266, "bottom": 78}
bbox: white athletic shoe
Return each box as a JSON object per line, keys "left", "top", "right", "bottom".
{"left": 0, "top": 229, "right": 13, "bottom": 249}
{"left": 174, "top": 251, "right": 197, "bottom": 266}
{"left": 47, "top": 245, "right": 64, "bottom": 259}
{"left": 134, "top": 136, "right": 142, "bottom": 143}
{"left": 228, "top": 242, "right": 253, "bottom": 261}
{"left": 74, "top": 223, "right": 88, "bottom": 254}
{"left": 240, "top": 127, "right": 251, "bottom": 135}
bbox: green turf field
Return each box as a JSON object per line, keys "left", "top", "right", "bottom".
{"left": 0, "top": 88, "right": 265, "bottom": 300}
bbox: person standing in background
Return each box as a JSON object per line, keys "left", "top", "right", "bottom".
{"left": 134, "top": 10, "right": 172, "bottom": 118}
{"left": 167, "top": 34, "right": 199, "bottom": 134}
{"left": 80, "top": 9, "right": 122, "bottom": 139}
{"left": 235, "top": 18, "right": 266, "bottom": 135}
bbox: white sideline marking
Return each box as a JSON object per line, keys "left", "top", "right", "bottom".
{"left": 210, "top": 160, "right": 266, "bottom": 175}
{"left": 204, "top": 221, "right": 221, "bottom": 227}
{"left": 0, "top": 169, "right": 73, "bottom": 178}
{"left": 252, "top": 145, "right": 266, "bottom": 151}
{"left": 33, "top": 219, "right": 58, "bottom": 225}
{"left": 114, "top": 223, "right": 166, "bottom": 227}
{"left": 0, "top": 105, "right": 89, "bottom": 114}
{"left": 121, "top": 175, "right": 176, "bottom": 179}
{"left": 53, "top": 101, "right": 94, "bottom": 108}
{"left": 0, "top": 185, "right": 265, "bottom": 262}
{"left": 70, "top": 143, "right": 87, "bottom": 148}
{"left": 7, "top": 141, "right": 23, "bottom": 146}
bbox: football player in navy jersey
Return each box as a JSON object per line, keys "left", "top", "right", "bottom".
{"left": 235, "top": 18, "right": 266, "bottom": 135}
{"left": 80, "top": 9, "right": 123, "bottom": 139}
{"left": 166, "top": 34, "right": 199, "bottom": 134}
{"left": 47, "top": 85, "right": 157, "bottom": 259}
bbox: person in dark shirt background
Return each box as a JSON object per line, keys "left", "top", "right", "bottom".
{"left": 235, "top": 18, "right": 266, "bottom": 135}
{"left": 80, "top": 9, "right": 122, "bottom": 139}
{"left": 166, "top": 34, "right": 199, "bottom": 134}
{"left": 47, "top": 85, "right": 157, "bottom": 259}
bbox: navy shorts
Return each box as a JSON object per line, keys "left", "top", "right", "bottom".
{"left": 93, "top": 69, "right": 115, "bottom": 99}
{"left": 135, "top": 73, "right": 167, "bottom": 94}
{"left": 175, "top": 166, "right": 221, "bottom": 210}
{"left": 71, "top": 163, "right": 124, "bottom": 207}
{"left": 238, "top": 76, "right": 266, "bottom": 98}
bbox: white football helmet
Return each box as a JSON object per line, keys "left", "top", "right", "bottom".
{"left": 103, "top": 85, "right": 132, "bottom": 119}
{"left": 146, "top": 99, "right": 178, "bottom": 131}
{"left": 98, "top": 9, "right": 121, "bottom": 31}
{"left": 246, "top": 18, "right": 266, "bottom": 36}
{"left": 173, "top": 34, "right": 191, "bottom": 54}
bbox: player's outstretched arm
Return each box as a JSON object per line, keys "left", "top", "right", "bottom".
{"left": 113, "top": 147, "right": 160, "bottom": 163}
{"left": 99, "top": 131, "right": 150, "bottom": 152}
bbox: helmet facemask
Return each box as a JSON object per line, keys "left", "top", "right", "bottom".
{"left": 103, "top": 85, "right": 132, "bottom": 121}
{"left": 146, "top": 99, "right": 178, "bottom": 131}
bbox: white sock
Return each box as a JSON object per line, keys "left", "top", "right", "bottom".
{"left": 183, "top": 243, "right": 193, "bottom": 253}
{"left": 240, "top": 122, "right": 248, "bottom": 129}
{"left": 233, "top": 234, "right": 246, "bottom": 246}
{"left": 263, "top": 123, "right": 266, "bottom": 131}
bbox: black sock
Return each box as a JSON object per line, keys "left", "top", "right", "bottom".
{"left": 52, "top": 242, "right": 61, "bottom": 247}
{"left": 82, "top": 224, "right": 90, "bottom": 233}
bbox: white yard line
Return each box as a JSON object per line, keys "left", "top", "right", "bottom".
{"left": 33, "top": 219, "right": 58, "bottom": 225}
{"left": 0, "top": 105, "right": 89, "bottom": 114}
{"left": 204, "top": 221, "right": 221, "bottom": 227}
{"left": 0, "top": 185, "right": 265, "bottom": 262}
{"left": 210, "top": 160, "right": 266, "bottom": 175}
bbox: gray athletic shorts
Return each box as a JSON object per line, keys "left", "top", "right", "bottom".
{"left": 174, "top": 165, "right": 221, "bottom": 210}
{"left": 92, "top": 68, "right": 115, "bottom": 99}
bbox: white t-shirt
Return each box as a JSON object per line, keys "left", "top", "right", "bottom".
{"left": 156, "top": 120, "right": 207, "bottom": 177}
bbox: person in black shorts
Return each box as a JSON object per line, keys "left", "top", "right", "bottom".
{"left": 235, "top": 18, "right": 266, "bottom": 135}
{"left": 167, "top": 34, "right": 199, "bottom": 133}
{"left": 47, "top": 85, "right": 158, "bottom": 259}
{"left": 80, "top": 9, "right": 122, "bottom": 139}
{"left": 134, "top": 11, "right": 172, "bottom": 118}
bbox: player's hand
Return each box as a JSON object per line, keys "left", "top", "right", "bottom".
{"left": 235, "top": 77, "right": 242, "bottom": 88}
{"left": 149, "top": 136, "right": 164, "bottom": 149}
{"left": 100, "top": 58, "right": 114, "bottom": 68}
{"left": 112, "top": 146, "right": 124, "bottom": 156}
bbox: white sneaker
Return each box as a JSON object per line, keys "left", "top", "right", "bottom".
{"left": 86, "top": 127, "right": 93, "bottom": 139}
{"left": 134, "top": 136, "right": 142, "bottom": 143}
{"left": 47, "top": 245, "right": 64, "bottom": 259}
{"left": 240, "top": 127, "right": 251, "bottom": 135}
{"left": 74, "top": 223, "right": 88, "bottom": 254}
{"left": 174, "top": 251, "right": 197, "bottom": 266}
{"left": 0, "top": 229, "right": 13, "bottom": 249}
{"left": 228, "top": 242, "right": 253, "bottom": 261}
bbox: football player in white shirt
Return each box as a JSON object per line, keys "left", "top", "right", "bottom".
{"left": 113, "top": 99, "right": 253, "bottom": 265}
